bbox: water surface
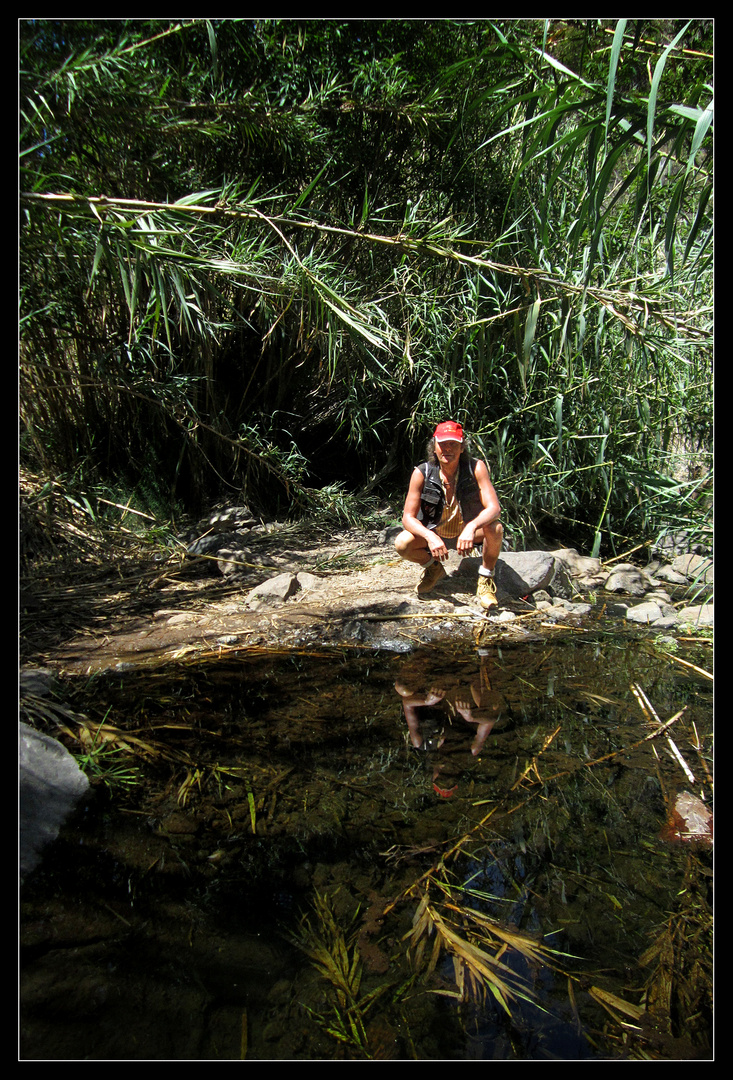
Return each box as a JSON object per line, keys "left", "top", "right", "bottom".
{"left": 20, "top": 629, "right": 713, "bottom": 1059}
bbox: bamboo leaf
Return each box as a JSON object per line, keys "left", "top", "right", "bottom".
{"left": 534, "top": 49, "right": 596, "bottom": 91}
{"left": 685, "top": 98, "right": 713, "bottom": 175}
{"left": 605, "top": 20, "right": 628, "bottom": 154}
{"left": 205, "top": 20, "right": 218, "bottom": 82}
{"left": 589, "top": 985, "right": 645, "bottom": 1022}
{"left": 290, "top": 161, "right": 330, "bottom": 213}
{"left": 646, "top": 22, "right": 691, "bottom": 177}
{"left": 522, "top": 297, "right": 541, "bottom": 375}
{"left": 682, "top": 181, "right": 712, "bottom": 266}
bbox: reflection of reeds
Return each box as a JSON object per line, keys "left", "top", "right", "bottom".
{"left": 406, "top": 883, "right": 559, "bottom": 1016}
{"left": 637, "top": 865, "right": 713, "bottom": 1051}
{"left": 406, "top": 880, "right": 679, "bottom": 1053}
{"left": 291, "top": 890, "right": 389, "bottom": 1057}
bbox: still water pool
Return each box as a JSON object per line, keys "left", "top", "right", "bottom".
{"left": 20, "top": 630, "right": 712, "bottom": 1060}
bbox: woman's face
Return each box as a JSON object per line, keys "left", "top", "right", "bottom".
{"left": 435, "top": 439, "right": 462, "bottom": 468}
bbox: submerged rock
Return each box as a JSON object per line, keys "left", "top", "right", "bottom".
{"left": 661, "top": 790, "right": 713, "bottom": 846}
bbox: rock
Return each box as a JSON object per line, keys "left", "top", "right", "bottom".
{"left": 247, "top": 572, "right": 300, "bottom": 608}
{"left": 548, "top": 598, "right": 592, "bottom": 618}
{"left": 20, "top": 668, "right": 57, "bottom": 697}
{"left": 604, "top": 564, "right": 648, "bottom": 596}
{"left": 549, "top": 549, "right": 608, "bottom": 589}
{"left": 488, "top": 610, "right": 518, "bottom": 623}
{"left": 20, "top": 723, "right": 90, "bottom": 881}
{"left": 216, "top": 546, "right": 253, "bottom": 577}
{"left": 378, "top": 525, "right": 403, "bottom": 546}
{"left": 661, "top": 790, "right": 713, "bottom": 845}
{"left": 186, "top": 533, "right": 229, "bottom": 557}
{"left": 675, "top": 603, "right": 714, "bottom": 628}
{"left": 495, "top": 551, "right": 555, "bottom": 598}
{"left": 180, "top": 505, "right": 258, "bottom": 557}
{"left": 626, "top": 602, "right": 665, "bottom": 624}
{"left": 672, "top": 553, "right": 714, "bottom": 585}
{"left": 566, "top": 602, "right": 592, "bottom": 616}
{"left": 546, "top": 563, "right": 574, "bottom": 599}
{"left": 640, "top": 590, "right": 677, "bottom": 620}
{"left": 653, "top": 530, "right": 711, "bottom": 559}
{"left": 652, "top": 563, "right": 689, "bottom": 585}
{"left": 295, "top": 572, "right": 323, "bottom": 592}
{"left": 208, "top": 506, "right": 257, "bottom": 530}
{"left": 166, "top": 612, "right": 204, "bottom": 626}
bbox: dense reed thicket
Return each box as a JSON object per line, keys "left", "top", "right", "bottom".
{"left": 20, "top": 19, "right": 712, "bottom": 553}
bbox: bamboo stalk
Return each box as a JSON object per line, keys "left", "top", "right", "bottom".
{"left": 20, "top": 190, "right": 705, "bottom": 336}
{"left": 602, "top": 540, "right": 653, "bottom": 566}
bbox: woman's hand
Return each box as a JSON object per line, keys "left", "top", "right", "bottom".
{"left": 456, "top": 526, "right": 476, "bottom": 555}
{"left": 427, "top": 533, "right": 449, "bottom": 561}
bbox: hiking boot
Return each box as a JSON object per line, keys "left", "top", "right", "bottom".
{"left": 476, "top": 571, "right": 498, "bottom": 610}
{"left": 416, "top": 560, "right": 447, "bottom": 596}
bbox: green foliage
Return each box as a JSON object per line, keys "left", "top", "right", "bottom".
{"left": 20, "top": 19, "right": 712, "bottom": 547}
{"left": 75, "top": 731, "right": 140, "bottom": 790}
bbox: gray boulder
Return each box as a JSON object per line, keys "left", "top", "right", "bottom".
{"left": 181, "top": 505, "right": 258, "bottom": 556}
{"left": 549, "top": 548, "right": 608, "bottom": 590}
{"left": 653, "top": 530, "right": 711, "bottom": 559}
{"left": 295, "top": 572, "right": 323, "bottom": 593}
{"left": 626, "top": 602, "right": 666, "bottom": 625}
{"left": 651, "top": 563, "right": 689, "bottom": 586}
{"left": 217, "top": 545, "right": 254, "bottom": 577}
{"left": 186, "top": 533, "right": 230, "bottom": 557}
{"left": 495, "top": 551, "right": 555, "bottom": 598}
{"left": 208, "top": 506, "right": 258, "bottom": 530}
{"left": 378, "top": 525, "right": 403, "bottom": 546}
{"left": 20, "top": 723, "right": 90, "bottom": 881}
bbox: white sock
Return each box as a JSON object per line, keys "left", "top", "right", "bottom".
{"left": 478, "top": 566, "right": 494, "bottom": 577}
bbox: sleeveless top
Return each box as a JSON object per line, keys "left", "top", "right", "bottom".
{"left": 416, "top": 457, "right": 485, "bottom": 533}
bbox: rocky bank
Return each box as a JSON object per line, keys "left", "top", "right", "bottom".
{"left": 39, "top": 509, "right": 712, "bottom": 675}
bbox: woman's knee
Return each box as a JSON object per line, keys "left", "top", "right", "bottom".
{"left": 394, "top": 529, "right": 414, "bottom": 557}
{"left": 394, "top": 529, "right": 426, "bottom": 559}
{"left": 483, "top": 520, "right": 503, "bottom": 548}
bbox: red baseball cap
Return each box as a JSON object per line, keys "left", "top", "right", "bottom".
{"left": 434, "top": 421, "right": 464, "bottom": 443}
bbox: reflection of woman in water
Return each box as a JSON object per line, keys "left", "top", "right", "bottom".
{"left": 395, "top": 653, "right": 506, "bottom": 797}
